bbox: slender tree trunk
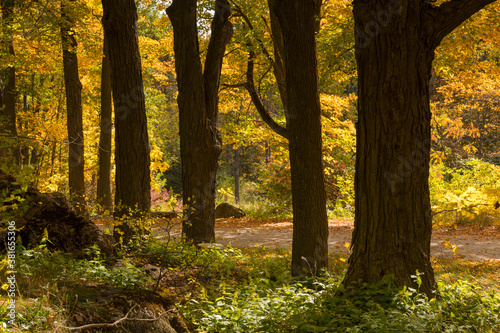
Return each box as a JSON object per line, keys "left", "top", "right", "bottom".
{"left": 237, "top": 1, "right": 328, "bottom": 275}
{"left": 102, "top": 0, "right": 151, "bottom": 233}
{"left": 0, "top": 0, "right": 20, "bottom": 169}
{"left": 61, "top": 0, "right": 86, "bottom": 215}
{"left": 264, "top": 141, "right": 271, "bottom": 165}
{"left": 274, "top": 0, "right": 328, "bottom": 275}
{"left": 234, "top": 146, "right": 240, "bottom": 204}
{"left": 96, "top": 33, "right": 113, "bottom": 214}
{"left": 50, "top": 101, "right": 62, "bottom": 176}
{"left": 167, "top": 0, "right": 232, "bottom": 244}
{"left": 343, "top": 0, "right": 497, "bottom": 297}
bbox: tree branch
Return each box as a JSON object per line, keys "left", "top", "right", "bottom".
{"left": 231, "top": 0, "right": 288, "bottom": 139}
{"left": 221, "top": 82, "right": 247, "bottom": 90}
{"left": 63, "top": 304, "right": 176, "bottom": 331}
{"left": 425, "top": 0, "right": 498, "bottom": 49}
{"left": 432, "top": 203, "right": 497, "bottom": 217}
{"left": 245, "top": 49, "right": 289, "bottom": 139}
{"left": 204, "top": 0, "right": 234, "bottom": 122}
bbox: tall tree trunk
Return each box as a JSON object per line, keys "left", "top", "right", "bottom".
{"left": 343, "top": 0, "right": 497, "bottom": 297}
{"left": 167, "top": 0, "right": 233, "bottom": 244}
{"left": 0, "top": 0, "right": 20, "bottom": 169}
{"left": 96, "top": 33, "right": 113, "bottom": 214}
{"left": 61, "top": 0, "right": 86, "bottom": 215}
{"left": 274, "top": 0, "right": 328, "bottom": 275}
{"left": 234, "top": 146, "right": 240, "bottom": 204}
{"left": 102, "top": 0, "right": 151, "bottom": 229}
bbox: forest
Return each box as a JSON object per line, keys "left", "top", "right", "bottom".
{"left": 0, "top": 0, "right": 499, "bottom": 331}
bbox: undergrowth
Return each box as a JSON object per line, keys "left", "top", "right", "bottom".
{"left": 178, "top": 247, "right": 500, "bottom": 333}
{"left": 1, "top": 233, "right": 499, "bottom": 332}
{"left": 0, "top": 239, "right": 152, "bottom": 331}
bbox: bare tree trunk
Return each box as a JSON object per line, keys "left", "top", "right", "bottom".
{"left": 343, "top": 0, "right": 497, "bottom": 297}
{"left": 61, "top": 0, "right": 86, "bottom": 215}
{"left": 102, "top": 0, "right": 151, "bottom": 243}
{"left": 274, "top": 0, "right": 328, "bottom": 275}
{"left": 167, "top": 0, "right": 233, "bottom": 244}
{"left": 96, "top": 33, "right": 113, "bottom": 214}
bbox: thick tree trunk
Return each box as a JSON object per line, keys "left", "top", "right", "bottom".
{"left": 61, "top": 0, "right": 86, "bottom": 215}
{"left": 343, "top": 0, "right": 497, "bottom": 297}
{"left": 167, "top": 0, "right": 232, "bottom": 244}
{"left": 102, "top": 0, "right": 151, "bottom": 234}
{"left": 345, "top": 26, "right": 437, "bottom": 296}
{"left": 96, "top": 34, "right": 113, "bottom": 214}
{"left": 0, "top": 0, "right": 20, "bottom": 168}
{"left": 274, "top": 0, "right": 328, "bottom": 275}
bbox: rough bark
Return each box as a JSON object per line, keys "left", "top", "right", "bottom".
{"left": 0, "top": 0, "right": 20, "bottom": 169}
{"left": 96, "top": 33, "right": 113, "bottom": 213}
{"left": 102, "top": 0, "right": 151, "bottom": 223}
{"left": 343, "top": 0, "right": 497, "bottom": 297}
{"left": 274, "top": 0, "right": 328, "bottom": 276}
{"left": 167, "top": 0, "right": 232, "bottom": 244}
{"left": 61, "top": 0, "right": 86, "bottom": 215}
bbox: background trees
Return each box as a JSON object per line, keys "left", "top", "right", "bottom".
{"left": 95, "top": 34, "right": 112, "bottom": 214}
{"left": 0, "top": 0, "right": 20, "bottom": 170}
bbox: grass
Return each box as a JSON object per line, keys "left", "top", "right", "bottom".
{"left": 1, "top": 229, "right": 499, "bottom": 332}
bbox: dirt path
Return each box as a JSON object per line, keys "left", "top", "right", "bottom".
{"left": 95, "top": 217, "right": 500, "bottom": 261}
{"left": 157, "top": 218, "right": 500, "bottom": 261}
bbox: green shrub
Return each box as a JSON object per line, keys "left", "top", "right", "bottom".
{"left": 186, "top": 282, "right": 319, "bottom": 332}
{"left": 13, "top": 244, "right": 150, "bottom": 291}
{"left": 179, "top": 247, "right": 500, "bottom": 333}
{"left": 293, "top": 278, "right": 500, "bottom": 333}
{"left": 430, "top": 159, "right": 500, "bottom": 225}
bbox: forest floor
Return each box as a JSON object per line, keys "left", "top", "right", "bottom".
{"left": 137, "top": 217, "right": 500, "bottom": 262}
